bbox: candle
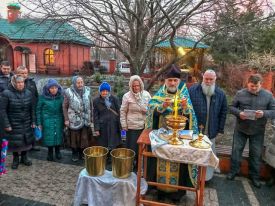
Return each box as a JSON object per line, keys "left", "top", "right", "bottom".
{"left": 174, "top": 93, "right": 178, "bottom": 118}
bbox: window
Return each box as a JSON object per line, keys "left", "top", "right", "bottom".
{"left": 44, "top": 48, "right": 54, "bottom": 65}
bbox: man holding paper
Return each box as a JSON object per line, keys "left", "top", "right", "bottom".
{"left": 227, "top": 74, "right": 275, "bottom": 188}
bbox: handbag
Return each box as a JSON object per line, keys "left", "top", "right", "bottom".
{"left": 34, "top": 127, "right": 42, "bottom": 141}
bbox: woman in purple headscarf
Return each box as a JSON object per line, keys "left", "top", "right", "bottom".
{"left": 36, "top": 79, "right": 64, "bottom": 161}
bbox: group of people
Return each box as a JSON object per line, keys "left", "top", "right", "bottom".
{"left": 144, "top": 65, "right": 274, "bottom": 202}
{"left": 0, "top": 61, "right": 152, "bottom": 171}
{"left": 0, "top": 60, "right": 274, "bottom": 202}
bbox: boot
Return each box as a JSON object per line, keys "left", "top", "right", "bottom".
{"left": 47, "top": 146, "right": 54, "bottom": 161}
{"left": 20, "top": 151, "right": 32, "bottom": 166}
{"left": 55, "top": 146, "right": 62, "bottom": 160}
{"left": 72, "top": 148, "right": 78, "bottom": 162}
{"left": 11, "top": 152, "right": 19, "bottom": 169}
{"left": 78, "top": 148, "right": 84, "bottom": 160}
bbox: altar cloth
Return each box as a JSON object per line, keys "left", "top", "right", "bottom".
{"left": 149, "top": 129, "right": 219, "bottom": 168}
{"left": 73, "top": 169, "right": 148, "bottom": 206}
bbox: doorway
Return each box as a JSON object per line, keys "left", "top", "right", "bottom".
{"left": 0, "top": 37, "right": 13, "bottom": 68}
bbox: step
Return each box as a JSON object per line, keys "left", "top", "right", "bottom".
{"left": 216, "top": 144, "right": 271, "bottom": 179}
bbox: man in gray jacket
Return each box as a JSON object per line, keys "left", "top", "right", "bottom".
{"left": 227, "top": 74, "right": 275, "bottom": 188}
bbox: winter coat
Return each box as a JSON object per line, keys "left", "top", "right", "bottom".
{"left": 93, "top": 95, "right": 121, "bottom": 149}
{"left": 265, "top": 119, "right": 275, "bottom": 168}
{"left": 120, "top": 75, "right": 151, "bottom": 130}
{"left": 0, "top": 71, "right": 13, "bottom": 94}
{"left": 189, "top": 83, "right": 227, "bottom": 139}
{"left": 230, "top": 88, "right": 275, "bottom": 135}
{"left": 25, "top": 77, "right": 38, "bottom": 102}
{"left": 0, "top": 85, "right": 35, "bottom": 147}
{"left": 63, "top": 86, "right": 93, "bottom": 130}
{"left": 36, "top": 95, "right": 64, "bottom": 146}
{"left": 0, "top": 72, "right": 13, "bottom": 138}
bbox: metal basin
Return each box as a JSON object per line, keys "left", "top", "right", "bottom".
{"left": 111, "top": 148, "right": 135, "bottom": 178}
{"left": 83, "top": 146, "right": 108, "bottom": 176}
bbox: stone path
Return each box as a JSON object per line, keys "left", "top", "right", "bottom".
{"left": 0, "top": 148, "right": 274, "bottom": 206}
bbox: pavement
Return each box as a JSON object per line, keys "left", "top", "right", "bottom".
{"left": 0, "top": 147, "right": 274, "bottom": 206}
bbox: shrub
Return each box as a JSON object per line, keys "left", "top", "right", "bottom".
{"left": 93, "top": 72, "right": 103, "bottom": 84}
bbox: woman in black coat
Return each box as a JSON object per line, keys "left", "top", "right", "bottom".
{"left": 93, "top": 82, "right": 121, "bottom": 152}
{"left": 0, "top": 75, "right": 35, "bottom": 169}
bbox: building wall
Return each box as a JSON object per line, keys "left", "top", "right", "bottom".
{"left": 10, "top": 41, "right": 91, "bottom": 75}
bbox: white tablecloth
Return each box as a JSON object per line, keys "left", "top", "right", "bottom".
{"left": 149, "top": 129, "right": 219, "bottom": 168}
{"left": 73, "top": 169, "right": 148, "bottom": 206}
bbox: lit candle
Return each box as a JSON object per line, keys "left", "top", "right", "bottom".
{"left": 174, "top": 93, "right": 178, "bottom": 118}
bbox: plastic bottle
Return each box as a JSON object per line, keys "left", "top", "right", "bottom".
{"left": 121, "top": 130, "right": 126, "bottom": 142}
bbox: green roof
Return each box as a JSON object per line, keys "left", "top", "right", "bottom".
{"left": 0, "top": 19, "right": 93, "bottom": 46}
{"left": 7, "top": 3, "right": 21, "bottom": 10}
{"left": 156, "top": 37, "right": 209, "bottom": 49}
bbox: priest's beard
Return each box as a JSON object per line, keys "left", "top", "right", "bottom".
{"left": 202, "top": 82, "right": 215, "bottom": 96}
{"left": 167, "top": 86, "right": 177, "bottom": 94}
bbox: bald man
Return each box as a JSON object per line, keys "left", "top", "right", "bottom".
{"left": 189, "top": 69, "right": 227, "bottom": 181}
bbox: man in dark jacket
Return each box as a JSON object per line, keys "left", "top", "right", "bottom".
{"left": 15, "top": 66, "right": 38, "bottom": 101}
{"left": 189, "top": 69, "right": 227, "bottom": 181}
{"left": 15, "top": 65, "right": 39, "bottom": 151}
{"left": 227, "top": 74, "right": 275, "bottom": 188}
{"left": 0, "top": 61, "right": 13, "bottom": 161}
{"left": 0, "top": 61, "right": 13, "bottom": 94}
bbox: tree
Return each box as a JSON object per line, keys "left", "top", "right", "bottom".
{"left": 202, "top": 0, "right": 274, "bottom": 64}
{"left": 254, "top": 23, "right": 275, "bottom": 53}
{"left": 19, "top": 0, "right": 216, "bottom": 75}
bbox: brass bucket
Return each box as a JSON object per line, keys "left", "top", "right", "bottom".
{"left": 111, "top": 148, "right": 135, "bottom": 178}
{"left": 83, "top": 146, "right": 108, "bottom": 176}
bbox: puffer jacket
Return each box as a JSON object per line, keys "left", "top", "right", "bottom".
{"left": 0, "top": 85, "right": 35, "bottom": 147}
{"left": 0, "top": 71, "right": 13, "bottom": 94}
{"left": 120, "top": 75, "right": 151, "bottom": 130}
{"left": 25, "top": 77, "right": 38, "bottom": 102}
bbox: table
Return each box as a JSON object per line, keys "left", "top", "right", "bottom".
{"left": 136, "top": 129, "right": 216, "bottom": 206}
{"left": 74, "top": 169, "right": 148, "bottom": 206}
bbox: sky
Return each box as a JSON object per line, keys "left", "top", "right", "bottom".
{"left": 0, "top": 0, "right": 28, "bottom": 18}
{"left": 1, "top": 0, "right": 275, "bottom": 18}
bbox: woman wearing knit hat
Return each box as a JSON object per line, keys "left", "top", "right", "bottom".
{"left": 36, "top": 79, "right": 64, "bottom": 161}
{"left": 93, "top": 82, "right": 121, "bottom": 157}
{"left": 63, "top": 76, "right": 94, "bottom": 162}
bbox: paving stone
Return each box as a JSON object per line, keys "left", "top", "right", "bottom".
{"left": 1, "top": 148, "right": 274, "bottom": 205}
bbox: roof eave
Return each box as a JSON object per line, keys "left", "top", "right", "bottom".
{"left": 8, "top": 38, "right": 93, "bottom": 47}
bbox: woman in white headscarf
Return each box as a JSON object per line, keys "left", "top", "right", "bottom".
{"left": 120, "top": 75, "right": 151, "bottom": 169}
{"left": 63, "top": 76, "right": 93, "bottom": 162}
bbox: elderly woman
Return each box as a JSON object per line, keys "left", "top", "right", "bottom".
{"left": 63, "top": 76, "right": 93, "bottom": 162}
{"left": 0, "top": 75, "right": 35, "bottom": 169}
{"left": 36, "top": 79, "right": 64, "bottom": 161}
{"left": 120, "top": 75, "right": 151, "bottom": 168}
{"left": 93, "top": 82, "right": 121, "bottom": 153}
{"left": 15, "top": 65, "right": 39, "bottom": 151}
